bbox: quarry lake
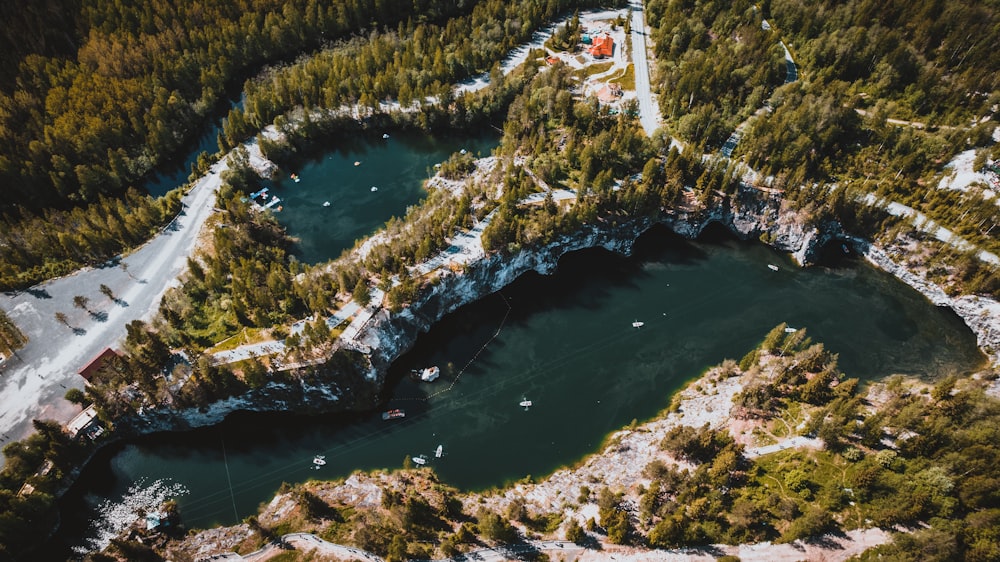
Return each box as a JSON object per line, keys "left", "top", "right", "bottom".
{"left": 56, "top": 222, "right": 985, "bottom": 554}
{"left": 262, "top": 128, "right": 499, "bottom": 264}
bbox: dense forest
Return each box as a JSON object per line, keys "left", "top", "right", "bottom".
{"left": 648, "top": 0, "right": 1000, "bottom": 257}
{"left": 0, "top": 0, "right": 477, "bottom": 213}
{"left": 218, "top": 0, "right": 619, "bottom": 148}
{"left": 1, "top": 0, "right": 999, "bottom": 559}
{"left": 0, "top": 188, "right": 183, "bottom": 289}
{"left": 0, "top": 0, "right": 614, "bottom": 291}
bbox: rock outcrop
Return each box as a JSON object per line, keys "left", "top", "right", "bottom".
{"left": 121, "top": 181, "right": 998, "bottom": 438}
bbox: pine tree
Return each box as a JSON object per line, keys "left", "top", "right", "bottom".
{"left": 0, "top": 309, "right": 27, "bottom": 356}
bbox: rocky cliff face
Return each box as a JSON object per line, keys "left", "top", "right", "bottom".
{"left": 116, "top": 354, "right": 378, "bottom": 437}
{"left": 864, "top": 246, "right": 1000, "bottom": 364}
{"left": 124, "top": 184, "right": 998, "bottom": 436}
{"left": 359, "top": 189, "right": 828, "bottom": 388}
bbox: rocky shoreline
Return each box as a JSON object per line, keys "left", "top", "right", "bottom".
{"left": 118, "top": 172, "right": 1000, "bottom": 438}
{"left": 60, "top": 160, "right": 1000, "bottom": 558}
{"left": 165, "top": 353, "right": 895, "bottom": 561}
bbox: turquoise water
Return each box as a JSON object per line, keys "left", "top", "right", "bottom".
{"left": 55, "top": 225, "right": 984, "bottom": 553}
{"left": 265, "top": 129, "right": 498, "bottom": 263}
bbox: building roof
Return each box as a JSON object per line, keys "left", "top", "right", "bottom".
{"left": 78, "top": 347, "right": 119, "bottom": 381}
{"left": 589, "top": 34, "right": 614, "bottom": 58}
{"left": 66, "top": 405, "right": 99, "bottom": 437}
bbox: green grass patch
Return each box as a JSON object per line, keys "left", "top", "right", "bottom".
{"left": 753, "top": 448, "right": 859, "bottom": 512}
{"left": 207, "top": 327, "right": 271, "bottom": 352}
{"left": 609, "top": 64, "right": 635, "bottom": 90}
{"left": 573, "top": 61, "right": 614, "bottom": 80}
{"left": 767, "top": 401, "right": 805, "bottom": 438}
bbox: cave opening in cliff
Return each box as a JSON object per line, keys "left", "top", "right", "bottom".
{"left": 815, "top": 238, "right": 861, "bottom": 268}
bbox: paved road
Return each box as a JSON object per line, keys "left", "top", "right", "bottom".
{"left": 0, "top": 157, "right": 228, "bottom": 447}
{"left": 630, "top": 1, "right": 660, "bottom": 137}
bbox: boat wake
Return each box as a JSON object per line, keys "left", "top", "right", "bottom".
{"left": 73, "top": 478, "right": 189, "bottom": 556}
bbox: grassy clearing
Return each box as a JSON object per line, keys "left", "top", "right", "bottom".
{"left": 572, "top": 60, "right": 614, "bottom": 80}
{"left": 609, "top": 63, "right": 635, "bottom": 90}
{"left": 206, "top": 326, "right": 271, "bottom": 352}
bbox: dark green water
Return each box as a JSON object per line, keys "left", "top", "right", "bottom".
{"left": 145, "top": 96, "right": 244, "bottom": 198}
{"left": 55, "top": 224, "right": 984, "bottom": 554}
{"left": 265, "top": 129, "right": 498, "bottom": 264}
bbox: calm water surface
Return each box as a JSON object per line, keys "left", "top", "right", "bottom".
{"left": 266, "top": 130, "right": 498, "bottom": 263}
{"left": 55, "top": 224, "right": 984, "bottom": 554}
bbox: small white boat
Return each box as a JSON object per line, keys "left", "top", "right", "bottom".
{"left": 291, "top": 173, "right": 300, "bottom": 183}
{"left": 312, "top": 455, "right": 326, "bottom": 468}
{"left": 520, "top": 397, "right": 533, "bottom": 410}
{"left": 354, "top": 161, "right": 361, "bottom": 166}
{"left": 632, "top": 321, "right": 644, "bottom": 328}
{"left": 459, "top": 148, "right": 468, "bottom": 155}
{"left": 382, "top": 133, "right": 390, "bottom": 139}
{"left": 323, "top": 201, "right": 331, "bottom": 207}
{"left": 412, "top": 455, "right": 427, "bottom": 466}
{"left": 784, "top": 327, "right": 798, "bottom": 333}
{"left": 767, "top": 264, "right": 779, "bottom": 271}
{"left": 435, "top": 445, "right": 443, "bottom": 458}
{"left": 371, "top": 186, "right": 378, "bottom": 192}
{"left": 382, "top": 409, "right": 405, "bottom": 420}
{"left": 416, "top": 366, "right": 440, "bottom": 382}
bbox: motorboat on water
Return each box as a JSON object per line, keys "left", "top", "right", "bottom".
{"left": 412, "top": 366, "right": 440, "bottom": 382}
{"left": 767, "top": 264, "right": 779, "bottom": 271}
{"left": 435, "top": 445, "right": 443, "bottom": 458}
{"left": 632, "top": 320, "right": 644, "bottom": 328}
{"left": 371, "top": 186, "right": 378, "bottom": 192}
{"left": 382, "top": 409, "right": 405, "bottom": 420}
{"left": 323, "top": 201, "right": 331, "bottom": 207}
{"left": 412, "top": 455, "right": 427, "bottom": 466}
{"left": 312, "top": 455, "right": 326, "bottom": 469}
{"left": 291, "top": 173, "right": 300, "bottom": 183}
{"left": 382, "top": 133, "right": 390, "bottom": 139}
{"left": 519, "top": 397, "right": 533, "bottom": 410}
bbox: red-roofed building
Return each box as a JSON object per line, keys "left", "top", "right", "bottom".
{"left": 589, "top": 34, "right": 614, "bottom": 58}
{"left": 78, "top": 347, "right": 120, "bottom": 382}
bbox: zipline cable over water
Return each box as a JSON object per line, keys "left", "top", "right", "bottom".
{"left": 156, "top": 287, "right": 712, "bottom": 520}
{"left": 394, "top": 291, "right": 513, "bottom": 403}
{"left": 221, "top": 438, "right": 239, "bottom": 522}
{"left": 130, "top": 269, "right": 759, "bottom": 522}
